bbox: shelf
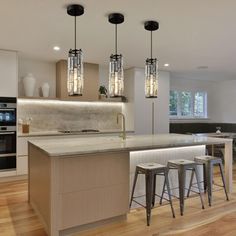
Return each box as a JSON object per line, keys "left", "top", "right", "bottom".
{"left": 17, "top": 96, "right": 126, "bottom": 103}
{"left": 98, "top": 96, "right": 127, "bottom": 102}
{"left": 18, "top": 96, "right": 59, "bottom": 100}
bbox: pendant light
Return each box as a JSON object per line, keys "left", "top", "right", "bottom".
{"left": 144, "top": 21, "right": 159, "bottom": 98}
{"left": 108, "top": 13, "right": 125, "bottom": 97}
{"left": 67, "top": 4, "right": 84, "bottom": 96}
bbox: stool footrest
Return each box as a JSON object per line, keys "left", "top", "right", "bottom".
{"left": 213, "top": 183, "right": 225, "bottom": 188}
{"left": 132, "top": 194, "right": 146, "bottom": 199}
{"left": 162, "top": 187, "right": 203, "bottom": 199}
{"left": 191, "top": 181, "right": 224, "bottom": 189}
{"left": 154, "top": 193, "right": 172, "bottom": 202}
{"left": 132, "top": 199, "right": 146, "bottom": 209}
{"left": 162, "top": 191, "right": 202, "bottom": 201}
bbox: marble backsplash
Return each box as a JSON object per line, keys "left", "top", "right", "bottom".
{"left": 17, "top": 99, "right": 122, "bottom": 132}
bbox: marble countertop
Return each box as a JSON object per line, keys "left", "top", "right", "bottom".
{"left": 18, "top": 130, "right": 134, "bottom": 137}
{"left": 29, "top": 133, "right": 232, "bottom": 157}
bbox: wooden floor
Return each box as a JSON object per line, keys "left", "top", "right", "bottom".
{"left": 0, "top": 167, "right": 236, "bottom": 236}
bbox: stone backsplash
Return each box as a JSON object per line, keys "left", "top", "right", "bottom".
{"left": 17, "top": 99, "right": 122, "bottom": 132}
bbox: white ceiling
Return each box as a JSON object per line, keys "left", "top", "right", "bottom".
{"left": 1, "top": 0, "right": 236, "bottom": 81}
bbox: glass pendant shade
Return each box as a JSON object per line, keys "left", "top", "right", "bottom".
{"left": 145, "top": 58, "right": 158, "bottom": 98}
{"left": 109, "top": 54, "right": 124, "bottom": 97}
{"left": 67, "top": 49, "right": 84, "bottom": 96}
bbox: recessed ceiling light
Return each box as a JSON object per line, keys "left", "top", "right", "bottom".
{"left": 53, "top": 46, "right": 60, "bottom": 51}
{"left": 164, "top": 63, "right": 169, "bottom": 67}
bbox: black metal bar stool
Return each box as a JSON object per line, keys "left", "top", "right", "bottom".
{"left": 130, "top": 163, "right": 175, "bottom": 226}
{"left": 188, "top": 156, "right": 229, "bottom": 206}
{"left": 160, "top": 159, "right": 204, "bottom": 216}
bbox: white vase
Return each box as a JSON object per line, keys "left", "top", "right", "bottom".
{"left": 42, "top": 82, "right": 50, "bottom": 97}
{"left": 23, "top": 73, "right": 36, "bottom": 97}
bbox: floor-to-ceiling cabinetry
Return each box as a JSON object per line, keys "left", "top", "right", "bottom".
{"left": 123, "top": 68, "right": 170, "bottom": 134}
{"left": 0, "top": 50, "right": 18, "bottom": 178}
{"left": 0, "top": 50, "right": 18, "bottom": 97}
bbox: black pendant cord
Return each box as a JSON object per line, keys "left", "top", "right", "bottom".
{"left": 74, "top": 16, "right": 77, "bottom": 50}
{"left": 150, "top": 30, "right": 153, "bottom": 59}
{"left": 115, "top": 24, "right": 117, "bottom": 55}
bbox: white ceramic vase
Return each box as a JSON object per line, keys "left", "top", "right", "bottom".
{"left": 23, "top": 73, "right": 36, "bottom": 97}
{"left": 42, "top": 82, "right": 50, "bottom": 97}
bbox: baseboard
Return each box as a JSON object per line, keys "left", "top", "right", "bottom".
{"left": 0, "top": 174, "right": 28, "bottom": 183}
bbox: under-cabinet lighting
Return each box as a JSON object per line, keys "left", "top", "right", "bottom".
{"left": 130, "top": 145, "right": 206, "bottom": 155}
{"left": 17, "top": 98, "right": 123, "bottom": 107}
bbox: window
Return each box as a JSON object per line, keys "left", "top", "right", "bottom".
{"left": 169, "top": 90, "right": 207, "bottom": 118}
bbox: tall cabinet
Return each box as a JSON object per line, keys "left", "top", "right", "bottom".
{"left": 123, "top": 68, "right": 170, "bottom": 134}
{"left": 0, "top": 50, "right": 18, "bottom": 177}
{"left": 0, "top": 50, "right": 18, "bottom": 97}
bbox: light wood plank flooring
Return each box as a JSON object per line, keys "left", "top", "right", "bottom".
{"left": 0, "top": 166, "right": 236, "bottom": 236}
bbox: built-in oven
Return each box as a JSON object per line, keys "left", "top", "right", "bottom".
{"left": 0, "top": 97, "right": 17, "bottom": 171}
{"left": 0, "top": 127, "right": 16, "bottom": 170}
{"left": 0, "top": 97, "right": 16, "bottom": 127}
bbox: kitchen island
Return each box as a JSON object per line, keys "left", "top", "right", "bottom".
{"left": 28, "top": 134, "right": 233, "bottom": 236}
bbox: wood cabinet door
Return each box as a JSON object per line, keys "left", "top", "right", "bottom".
{"left": 56, "top": 60, "right": 99, "bottom": 101}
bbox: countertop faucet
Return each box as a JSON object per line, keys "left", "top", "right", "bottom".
{"left": 117, "top": 112, "right": 126, "bottom": 140}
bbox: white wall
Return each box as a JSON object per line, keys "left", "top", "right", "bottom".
{"left": 18, "top": 57, "right": 56, "bottom": 97}
{"left": 211, "top": 80, "right": 236, "bottom": 123}
{"left": 170, "top": 76, "right": 236, "bottom": 123}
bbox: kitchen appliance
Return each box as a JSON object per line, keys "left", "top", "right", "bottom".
{"left": 0, "top": 97, "right": 16, "bottom": 126}
{"left": 0, "top": 97, "right": 17, "bottom": 171}
{"left": 59, "top": 129, "right": 99, "bottom": 134}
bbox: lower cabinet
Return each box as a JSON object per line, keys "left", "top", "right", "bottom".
{"left": 17, "top": 155, "right": 28, "bottom": 175}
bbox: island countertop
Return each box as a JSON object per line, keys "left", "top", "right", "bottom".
{"left": 28, "top": 133, "right": 232, "bottom": 157}
{"left": 28, "top": 133, "right": 233, "bottom": 236}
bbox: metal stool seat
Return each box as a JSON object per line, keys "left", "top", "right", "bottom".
{"left": 130, "top": 162, "right": 175, "bottom": 226}
{"left": 188, "top": 156, "right": 229, "bottom": 206}
{"left": 160, "top": 159, "right": 205, "bottom": 216}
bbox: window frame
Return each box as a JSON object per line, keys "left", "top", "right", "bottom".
{"left": 169, "top": 90, "right": 208, "bottom": 119}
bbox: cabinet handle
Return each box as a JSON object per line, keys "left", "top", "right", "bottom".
{"left": 0, "top": 153, "right": 16, "bottom": 157}
{"left": 0, "top": 108, "right": 15, "bottom": 111}
{"left": 0, "top": 132, "right": 15, "bottom": 135}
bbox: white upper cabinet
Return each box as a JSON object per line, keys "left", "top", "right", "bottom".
{"left": 0, "top": 50, "right": 18, "bottom": 97}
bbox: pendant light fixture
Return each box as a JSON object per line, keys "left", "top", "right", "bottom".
{"left": 67, "top": 4, "right": 84, "bottom": 96}
{"left": 108, "top": 13, "right": 125, "bottom": 97}
{"left": 144, "top": 21, "right": 159, "bottom": 98}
